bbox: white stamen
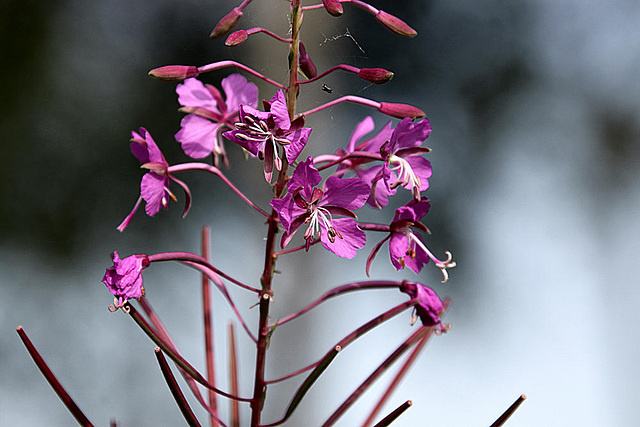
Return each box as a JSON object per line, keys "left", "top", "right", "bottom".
{"left": 389, "top": 154, "right": 421, "bottom": 198}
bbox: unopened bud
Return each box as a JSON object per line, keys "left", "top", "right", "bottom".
{"left": 322, "top": 0, "right": 343, "bottom": 17}
{"left": 148, "top": 65, "right": 199, "bottom": 82}
{"left": 298, "top": 42, "right": 317, "bottom": 79}
{"left": 358, "top": 68, "right": 394, "bottom": 85}
{"left": 210, "top": 7, "right": 243, "bottom": 38}
{"left": 375, "top": 10, "right": 417, "bottom": 37}
{"left": 378, "top": 102, "right": 425, "bottom": 119}
{"left": 225, "top": 30, "right": 248, "bottom": 46}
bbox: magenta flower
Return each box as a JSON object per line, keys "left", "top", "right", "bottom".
{"left": 223, "top": 90, "right": 311, "bottom": 182}
{"left": 399, "top": 281, "right": 446, "bottom": 331}
{"left": 102, "top": 251, "right": 149, "bottom": 312}
{"left": 270, "top": 157, "right": 369, "bottom": 258}
{"left": 118, "top": 128, "right": 191, "bottom": 231}
{"left": 366, "top": 197, "right": 456, "bottom": 281}
{"left": 175, "top": 74, "right": 258, "bottom": 166}
{"left": 338, "top": 116, "right": 432, "bottom": 208}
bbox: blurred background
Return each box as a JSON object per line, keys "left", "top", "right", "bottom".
{"left": 1, "top": 0, "right": 639, "bottom": 425}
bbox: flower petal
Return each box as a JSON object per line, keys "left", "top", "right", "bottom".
{"left": 269, "top": 90, "right": 291, "bottom": 131}
{"left": 141, "top": 173, "right": 169, "bottom": 216}
{"left": 287, "top": 157, "right": 322, "bottom": 196}
{"left": 346, "top": 116, "right": 375, "bottom": 152}
{"left": 322, "top": 176, "right": 370, "bottom": 211}
{"left": 320, "top": 217, "right": 366, "bottom": 259}
{"left": 177, "top": 78, "right": 220, "bottom": 113}
{"left": 222, "top": 74, "right": 258, "bottom": 112}
{"left": 175, "top": 115, "right": 222, "bottom": 158}
{"left": 284, "top": 127, "right": 311, "bottom": 164}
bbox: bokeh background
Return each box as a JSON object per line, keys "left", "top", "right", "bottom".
{"left": 2, "top": 0, "right": 639, "bottom": 425}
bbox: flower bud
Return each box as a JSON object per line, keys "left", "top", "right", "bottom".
{"left": 378, "top": 102, "right": 425, "bottom": 119}
{"left": 148, "top": 65, "right": 199, "bottom": 82}
{"left": 322, "top": 0, "right": 343, "bottom": 17}
{"left": 225, "top": 30, "right": 248, "bottom": 46}
{"left": 358, "top": 68, "right": 394, "bottom": 85}
{"left": 210, "top": 7, "right": 243, "bottom": 39}
{"left": 375, "top": 10, "right": 417, "bottom": 37}
{"left": 298, "top": 42, "right": 317, "bottom": 79}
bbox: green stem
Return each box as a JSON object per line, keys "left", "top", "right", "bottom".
{"left": 249, "top": 3, "right": 302, "bottom": 425}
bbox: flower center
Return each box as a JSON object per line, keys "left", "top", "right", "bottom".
{"left": 235, "top": 116, "right": 291, "bottom": 170}
{"left": 298, "top": 188, "right": 343, "bottom": 244}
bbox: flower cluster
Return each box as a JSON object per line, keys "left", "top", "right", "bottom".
{"left": 97, "top": 1, "right": 461, "bottom": 425}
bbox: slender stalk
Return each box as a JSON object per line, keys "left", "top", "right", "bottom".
{"left": 149, "top": 252, "right": 260, "bottom": 294}
{"left": 296, "top": 64, "right": 360, "bottom": 84}
{"left": 321, "top": 301, "right": 450, "bottom": 427}
{"left": 202, "top": 227, "right": 219, "bottom": 426}
{"left": 154, "top": 348, "right": 203, "bottom": 427}
{"left": 371, "top": 401, "right": 412, "bottom": 427}
{"left": 138, "top": 300, "right": 228, "bottom": 426}
{"left": 296, "top": 95, "right": 380, "bottom": 119}
{"left": 16, "top": 326, "right": 94, "bottom": 427}
{"left": 267, "top": 298, "right": 416, "bottom": 384}
{"left": 169, "top": 162, "right": 269, "bottom": 218}
{"left": 489, "top": 394, "right": 527, "bottom": 427}
{"left": 197, "top": 60, "right": 287, "bottom": 90}
{"left": 360, "top": 301, "right": 445, "bottom": 427}
{"left": 270, "top": 281, "right": 401, "bottom": 328}
{"left": 228, "top": 323, "right": 241, "bottom": 427}
{"left": 127, "top": 303, "right": 252, "bottom": 402}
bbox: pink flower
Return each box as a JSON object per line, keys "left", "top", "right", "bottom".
{"left": 338, "top": 116, "right": 433, "bottom": 208}
{"left": 366, "top": 197, "right": 456, "bottom": 281}
{"left": 399, "top": 281, "right": 444, "bottom": 328}
{"left": 175, "top": 74, "right": 258, "bottom": 166}
{"left": 270, "top": 157, "right": 370, "bottom": 258}
{"left": 223, "top": 90, "right": 311, "bottom": 182}
{"left": 102, "top": 251, "right": 149, "bottom": 311}
{"left": 118, "top": 128, "right": 191, "bottom": 231}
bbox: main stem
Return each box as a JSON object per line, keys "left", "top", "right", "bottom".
{"left": 250, "top": 2, "right": 302, "bottom": 425}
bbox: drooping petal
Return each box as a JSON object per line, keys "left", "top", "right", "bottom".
{"left": 319, "top": 217, "right": 366, "bottom": 259}
{"left": 117, "top": 196, "right": 143, "bottom": 232}
{"left": 365, "top": 234, "right": 391, "bottom": 277}
{"left": 176, "top": 78, "right": 220, "bottom": 113}
{"left": 222, "top": 74, "right": 258, "bottom": 112}
{"left": 141, "top": 173, "right": 170, "bottom": 216}
{"left": 322, "top": 176, "right": 370, "bottom": 211}
{"left": 175, "top": 115, "right": 223, "bottom": 158}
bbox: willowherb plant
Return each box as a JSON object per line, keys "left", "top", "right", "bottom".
{"left": 17, "top": 1, "right": 527, "bottom": 426}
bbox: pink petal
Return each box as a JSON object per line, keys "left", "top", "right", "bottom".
{"left": 175, "top": 115, "right": 222, "bottom": 158}
{"left": 176, "top": 78, "right": 220, "bottom": 113}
